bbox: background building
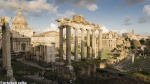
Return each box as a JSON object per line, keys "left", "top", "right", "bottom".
{"left": 10, "top": 8, "right": 33, "bottom": 52}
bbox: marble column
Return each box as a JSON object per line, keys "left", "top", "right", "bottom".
{"left": 59, "top": 26, "right": 64, "bottom": 63}
{"left": 74, "top": 28, "right": 78, "bottom": 61}
{"left": 51, "top": 42, "right": 56, "bottom": 62}
{"left": 87, "top": 29, "right": 90, "bottom": 59}
{"left": 66, "top": 26, "right": 73, "bottom": 70}
{"left": 92, "top": 29, "right": 95, "bottom": 58}
{"left": 132, "top": 53, "right": 135, "bottom": 63}
{"left": 80, "top": 28, "right": 85, "bottom": 60}
{"left": 98, "top": 29, "right": 102, "bottom": 60}
{"left": 94, "top": 36, "right": 96, "bottom": 58}
{"left": 5, "top": 21, "right": 16, "bottom": 81}
{"left": 2, "top": 25, "right": 7, "bottom": 69}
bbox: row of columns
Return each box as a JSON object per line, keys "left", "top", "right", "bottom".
{"left": 59, "top": 25, "right": 102, "bottom": 69}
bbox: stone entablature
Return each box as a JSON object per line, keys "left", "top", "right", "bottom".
{"left": 56, "top": 15, "right": 101, "bottom": 30}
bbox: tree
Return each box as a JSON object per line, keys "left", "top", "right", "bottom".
{"left": 139, "top": 39, "right": 145, "bottom": 45}
{"left": 133, "top": 40, "right": 141, "bottom": 50}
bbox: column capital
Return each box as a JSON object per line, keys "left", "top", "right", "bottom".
{"left": 80, "top": 28, "right": 85, "bottom": 31}
{"left": 58, "top": 26, "right": 64, "bottom": 29}
{"left": 0, "top": 17, "right": 4, "bottom": 26}
{"left": 73, "top": 27, "right": 78, "bottom": 30}
{"left": 91, "top": 29, "right": 95, "bottom": 32}
{"left": 4, "top": 16, "right": 12, "bottom": 23}
{"left": 98, "top": 29, "right": 103, "bottom": 32}
{"left": 65, "top": 25, "right": 72, "bottom": 28}
{"left": 86, "top": 29, "right": 91, "bottom": 32}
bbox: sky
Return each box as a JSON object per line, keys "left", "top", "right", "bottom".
{"left": 0, "top": 0, "right": 150, "bottom": 36}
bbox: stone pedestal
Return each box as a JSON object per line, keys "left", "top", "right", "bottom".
{"left": 7, "top": 69, "right": 16, "bottom": 81}
{"left": 99, "top": 63, "right": 106, "bottom": 69}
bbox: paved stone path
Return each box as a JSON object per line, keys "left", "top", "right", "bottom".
{"left": 114, "top": 54, "right": 132, "bottom": 69}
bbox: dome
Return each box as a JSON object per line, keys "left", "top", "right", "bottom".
{"left": 12, "top": 8, "right": 28, "bottom": 28}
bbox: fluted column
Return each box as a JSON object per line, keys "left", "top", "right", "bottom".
{"left": 74, "top": 28, "right": 78, "bottom": 61}
{"left": 66, "top": 25, "right": 72, "bottom": 69}
{"left": 87, "top": 29, "right": 90, "bottom": 59}
{"left": 2, "top": 25, "right": 7, "bottom": 69}
{"left": 98, "top": 29, "right": 102, "bottom": 60}
{"left": 80, "top": 28, "right": 85, "bottom": 60}
{"left": 59, "top": 26, "right": 64, "bottom": 63}
{"left": 92, "top": 29, "right": 95, "bottom": 58}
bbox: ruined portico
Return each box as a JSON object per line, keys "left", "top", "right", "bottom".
{"left": 0, "top": 16, "right": 15, "bottom": 81}
{"left": 56, "top": 15, "right": 103, "bottom": 69}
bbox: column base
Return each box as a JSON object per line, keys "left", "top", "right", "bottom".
{"left": 74, "top": 59, "right": 79, "bottom": 62}
{"left": 59, "top": 62, "right": 65, "bottom": 65}
{"left": 7, "top": 69, "right": 16, "bottom": 81}
{"left": 66, "top": 65, "right": 73, "bottom": 70}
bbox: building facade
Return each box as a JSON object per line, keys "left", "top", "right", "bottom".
{"left": 31, "top": 31, "right": 59, "bottom": 63}
{"left": 11, "top": 8, "right": 33, "bottom": 52}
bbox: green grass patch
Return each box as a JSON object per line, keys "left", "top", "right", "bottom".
{"left": 130, "top": 57, "right": 144, "bottom": 68}
{"left": 44, "top": 72, "right": 58, "bottom": 80}
{"left": 102, "top": 53, "right": 120, "bottom": 60}
{"left": 72, "top": 59, "right": 100, "bottom": 73}
{"left": 130, "top": 71, "right": 150, "bottom": 83}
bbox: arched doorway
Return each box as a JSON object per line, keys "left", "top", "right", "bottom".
{"left": 21, "top": 43, "right": 26, "bottom": 51}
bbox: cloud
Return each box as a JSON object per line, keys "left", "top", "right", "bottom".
{"left": 54, "top": 0, "right": 99, "bottom": 11}
{"left": 32, "top": 14, "right": 42, "bottom": 17}
{"left": 138, "top": 16, "right": 150, "bottom": 23}
{"left": 95, "top": 26, "right": 109, "bottom": 34}
{"left": 43, "top": 23, "right": 58, "bottom": 32}
{"left": 0, "top": 0, "right": 57, "bottom": 14}
{"left": 137, "top": 5, "right": 150, "bottom": 24}
{"left": 86, "top": 4, "right": 98, "bottom": 11}
{"left": 112, "top": 29, "right": 127, "bottom": 35}
{"left": 57, "top": 10, "right": 75, "bottom": 18}
{"left": 123, "top": 16, "right": 132, "bottom": 26}
{"left": 101, "top": 26, "right": 109, "bottom": 33}
{"left": 140, "top": 31, "right": 150, "bottom": 36}
{"left": 143, "top": 5, "right": 150, "bottom": 16}
{"left": 0, "top": 9, "right": 4, "bottom": 14}
{"left": 122, "top": 0, "right": 148, "bottom": 5}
